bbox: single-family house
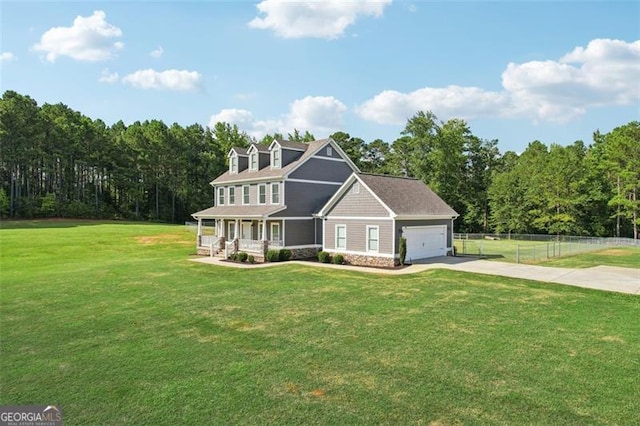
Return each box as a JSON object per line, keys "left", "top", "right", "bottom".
{"left": 192, "top": 138, "right": 458, "bottom": 266}
{"left": 316, "top": 173, "right": 459, "bottom": 267}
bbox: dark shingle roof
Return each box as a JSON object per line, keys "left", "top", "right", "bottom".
{"left": 276, "top": 140, "right": 309, "bottom": 150}
{"left": 250, "top": 143, "right": 270, "bottom": 153}
{"left": 230, "top": 147, "right": 248, "bottom": 156}
{"left": 192, "top": 205, "right": 284, "bottom": 218}
{"left": 358, "top": 173, "right": 458, "bottom": 217}
{"left": 212, "top": 139, "right": 331, "bottom": 184}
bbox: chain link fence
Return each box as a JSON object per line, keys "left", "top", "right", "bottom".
{"left": 453, "top": 233, "right": 638, "bottom": 264}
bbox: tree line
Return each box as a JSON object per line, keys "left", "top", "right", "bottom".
{"left": 1, "top": 90, "right": 638, "bottom": 238}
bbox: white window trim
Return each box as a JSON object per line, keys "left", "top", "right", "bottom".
{"left": 271, "top": 148, "right": 281, "bottom": 169}
{"left": 228, "top": 186, "right": 235, "bottom": 205}
{"left": 271, "top": 222, "right": 280, "bottom": 242}
{"left": 366, "top": 225, "right": 379, "bottom": 253}
{"left": 335, "top": 224, "right": 347, "bottom": 250}
{"left": 242, "top": 185, "right": 250, "bottom": 205}
{"left": 271, "top": 182, "right": 280, "bottom": 205}
{"left": 230, "top": 155, "right": 238, "bottom": 174}
{"left": 249, "top": 152, "right": 258, "bottom": 171}
{"left": 327, "top": 146, "right": 333, "bottom": 156}
{"left": 257, "top": 184, "right": 267, "bottom": 205}
{"left": 352, "top": 182, "right": 360, "bottom": 194}
{"left": 217, "top": 187, "right": 225, "bottom": 206}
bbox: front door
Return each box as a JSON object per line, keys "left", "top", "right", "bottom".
{"left": 241, "top": 222, "right": 252, "bottom": 240}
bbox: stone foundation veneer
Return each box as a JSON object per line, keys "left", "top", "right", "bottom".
{"left": 341, "top": 253, "right": 397, "bottom": 268}
{"left": 290, "top": 247, "right": 320, "bottom": 260}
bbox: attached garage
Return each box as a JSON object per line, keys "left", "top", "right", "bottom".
{"left": 403, "top": 225, "right": 447, "bottom": 261}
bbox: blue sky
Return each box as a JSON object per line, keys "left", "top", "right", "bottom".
{"left": 1, "top": 1, "right": 638, "bottom": 153}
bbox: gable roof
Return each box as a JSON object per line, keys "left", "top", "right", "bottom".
{"left": 318, "top": 173, "right": 458, "bottom": 218}
{"left": 268, "top": 139, "right": 308, "bottom": 151}
{"left": 248, "top": 143, "right": 270, "bottom": 153}
{"left": 228, "top": 147, "right": 248, "bottom": 157}
{"left": 212, "top": 138, "right": 359, "bottom": 185}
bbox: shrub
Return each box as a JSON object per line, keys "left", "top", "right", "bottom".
{"left": 399, "top": 237, "right": 407, "bottom": 266}
{"left": 333, "top": 254, "right": 344, "bottom": 265}
{"left": 248, "top": 255, "right": 255, "bottom": 264}
{"left": 318, "top": 251, "right": 332, "bottom": 263}
{"left": 266, "top": 249, "right": 280, "bottom": 262}
{"left": 237, "top": 252, "right": 248, "bottom": 263}
{"left": 229, "top": 252, "right": 238, "bottom": 261}
{"left": 279, "top": 249, "right": 292, "bottom": 261}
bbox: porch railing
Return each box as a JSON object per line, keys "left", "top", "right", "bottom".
{"left": 200, "top": 236, "right": 219, "bottom": 248}
{"left": 239, "top": 239, "right": 263, "bottom": 252}
{"left": 269, "top": 239, "right": 284, "bottom": 248}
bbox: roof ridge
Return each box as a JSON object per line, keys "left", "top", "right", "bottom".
{"left": 358, "top": 172, "right": 419, "bottom": 181}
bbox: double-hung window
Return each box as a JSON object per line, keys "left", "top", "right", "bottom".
{"left": 336, "top": 225, "right": 346, "bottom": 250}
{"left": 367, "top": 226, "right": 379, "bottom": 252}
{"left": 242, "top": 185, "right": 250, "bottom": 205}
{"left": 230, "top": 155, "right": 237, "bottom": 173}
{"left": 228, "top": 187, "right": 235, "bottom": 205}
{"left": 271, "top": 183, "right": 280, "bottom": 204}
{"left": 258, "top": 184, "right": 266, "bottom": 204}
{"left": 271, "top": 148, "right": 281, "bottom": 168}
{"left": 250, "top": 153, "right": 258, "bottom": 171}
{"left": 271, "top": 223, "right": 280, "bottom": 242}
{"left": 218, "top": 187, "right": 225, "bottom": 205}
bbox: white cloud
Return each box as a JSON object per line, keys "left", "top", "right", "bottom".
{"left": 149, "top": 45, "right": 163, "bottom": 58}
{"left": 0, "top": 52, "right": 16, "bottom": 62}
{"left": 357, "top": 87, "right": 512, "bottom": 125}
{"left": 357, "top": 38, "right": 640, "bottom": 124}
{"left": 99, "top": 68, "right": 119, "bottom": 83}
{"left": 209, "top": 109, "right": 254, "bottom": 128}
{"left": 121, "top": 69, "right": 202, "bottom": 91}
{"left": 209, "top": 95, "right": 347, "bottom": 138}
{"left": 248, "top": 0, "right": 392, "bottom": 39}
{"left": 33, "top": 10, "right": 123, "bottom": 62}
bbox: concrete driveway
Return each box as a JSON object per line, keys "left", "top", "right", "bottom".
{"left": 191, "top": 255, "right": 640, "bottom": 295}
{"left": 410, "top": 256, "right": 640, "bottom": 295}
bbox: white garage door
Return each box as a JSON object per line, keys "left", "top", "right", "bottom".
{"left": 404, "top": 225, "right": 447, "bottom": 261}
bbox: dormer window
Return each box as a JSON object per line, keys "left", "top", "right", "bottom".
{"left": 250, "top": 152, "right": 258, "bottom": 171}
{"left": 230, "top": 155, "right": 238, "bottom": 174}
{"left": 271, "top": 148, "right": 281, "bottom": 168}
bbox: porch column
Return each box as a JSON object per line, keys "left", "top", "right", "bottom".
{"left": 197, "top": 217, "right": 202, "bottom": 246}
{"left": 235, "top": 219, "right": 239, "bottom": 240}
{"left": 262, "top": 218, "right": 267, "bottom": 241}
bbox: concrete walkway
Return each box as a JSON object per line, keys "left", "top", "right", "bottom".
{"left": 189, "top": 256, "right": 640, "bottom": 295}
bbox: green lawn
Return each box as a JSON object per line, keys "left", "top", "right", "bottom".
{"left": 538, "top": 246, "right": 640, "bottom": 269}
{"left": 454, "top": 237, "right": 640, "bottom": 267}
{"left": 2, "top": 221, "right": 639, "bottom": 424}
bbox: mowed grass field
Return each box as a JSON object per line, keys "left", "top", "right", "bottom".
{"left": 454, "top": 237, "right": 640, "bottom": 267}
{"left": 1, "top": 221, "right": 639, "bottom": 424}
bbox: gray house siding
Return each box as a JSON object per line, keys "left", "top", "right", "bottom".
{"left": 395, "top": 218, "right": 454, "bottom": 251}
{"left": 284, "top": 220, "right": 316, "bottom": 246}
{"left": 282, "top": 149, "right": 303, "bottom": 167}
{"left": 272, "top": 181, "right": 339, "bottom": 217}
{"left": 314, "top": 144, "right": 336, "bottom": 158}
{"left": 238, "top": 156, "right": 248, "bottom": 172}
{"left": 258, "top": 153, "right": 270, "bottom": 169}
{"left": 328, "top": 182, "right": 390, "bottom": 217}
{"left": 315, "top": 219, "right": 323, "bottom": 245}
{"left": 324, "top": 218, "right": 394, "bottom": 254}
{"left": 288, "top": 158, "right": 352, "bottom": 182}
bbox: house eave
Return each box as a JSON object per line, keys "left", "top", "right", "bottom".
{"left": 394, "top": 214, "right": 459, "bottom": 220}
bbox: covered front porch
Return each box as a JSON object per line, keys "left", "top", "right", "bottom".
{"left": 195, "top": 217, "right": 284, "bottom": 257}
